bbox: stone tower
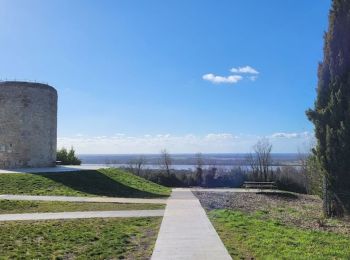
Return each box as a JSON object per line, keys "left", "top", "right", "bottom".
{"left": 0, "top": 81, "right": 57, "bottom": 168}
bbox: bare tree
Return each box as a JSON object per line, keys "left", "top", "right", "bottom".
{"left": 195, "top": 152, "right": 204, "bottom": 186}
{"left": 255, "top": 138, "right": 272, "bottom": 181}
{"left": 298, "top": 142, "right": 323, "bottom": 196}
{"left": 297, "top": 144, "right": 312, "bottom": 194}
{"left": 195, "top": 152, "right": 204, "bottom": 169}
{"left": 128, "top": 155, "right": 146, "bottom": 176}
{"left": 203, "top": 159, "right": 217, "bottom": 187}
{"left": 105, "top": 159, "right": 111, "bottom": 167}
{"left": 135, "top": 155, "right": 146, "bottom": 175}
{"left": 159, "top": 149, "right": 172, "bottom": 175}
{"left": 247, "top": 138, "right": 272, "bottom": 181}
{"left": 246, "top": 152, "right": 259, "bottom": 180}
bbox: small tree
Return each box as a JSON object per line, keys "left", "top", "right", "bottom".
{"left": 305, "top": 155, "right": 324, "bottom": 197}
{"left": 204, "top": 160, "right": 217, "bottom": 187}
{"left": 159, "top": 149, "right": 172, "bottom": 175}
{"left": 128, "top": 155, "right": 146, "bottom": 175}
{"left": 57, "top": 147, "right": 68, "bottom": 164}
{"left": 298, "top": 148, "right": 311, "bottom": 194}
{"left": 298, "top": 144, "right": 323, "bottom": 196}
{"left": 306, "top": 0, "right": 350, "bottom": 216}
{"left": 246, "top": 153, "right": 259, "bottom": 180}
{"left": 247, "top": 138, "right": 272, "bottom": 181}
{"left": 57, "top": 147, "right": 81, "bottom": 165}
{"left": 195, "top": 152, "right": 204, "bottom": 186}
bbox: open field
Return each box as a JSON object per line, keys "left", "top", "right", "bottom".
{"left": 0, "top": 217, "right": 161, "bottom": 259}
{"left": 195, "top": 192, "right": 350, "bottom": 259}
{"left": 0, "top": 168, "right": 171, "bottom": 198}
{"left": 0, "top": 200, "right": 165, "bottom": 214}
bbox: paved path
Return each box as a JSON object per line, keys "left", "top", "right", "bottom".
{"left": 151, "top": 189, "right": 232, "bottom": 260}
{"left": 191, "top": 187, "right": 286, "bottom": 193}
{"left": 0, "top": 165, "right": 109, "bottom": 174}
{"left": 0, "top": 194, "right": 167, "bottom": 204}
{"left": 0, "top": 210, "right": 165, "bottom": 221}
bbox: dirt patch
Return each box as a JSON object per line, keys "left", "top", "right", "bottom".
{"left": 125, "top": 219, "right": 161, "bottom": 260}
{"left": 194, "top": 191, "right": 350, "bottom": 235}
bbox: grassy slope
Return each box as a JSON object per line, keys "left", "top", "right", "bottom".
{"left": 0, "top": 168, "right": 171, "bottom": 198}
{"left": 0, "top": 217, "right": 161, "bottom": 259}
{"left": 0, "top": 200, "right": 165, "bottom": 214}
{"left": 209, "top": 209, "right": 350, "bottom": 259}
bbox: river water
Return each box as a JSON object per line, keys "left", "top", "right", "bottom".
{"left": 82, "top": 163, "right": 301, "bottom": 171}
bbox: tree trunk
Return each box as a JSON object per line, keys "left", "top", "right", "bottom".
{"left": 323, "top": 175, "right": 345, "bottom": 217}
{"left": 323, "top": 175, "right": 331, "bottom": 217}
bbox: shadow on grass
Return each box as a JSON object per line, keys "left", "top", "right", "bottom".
{"left": 31, "top": 170, "right": 167, "bottom": 198}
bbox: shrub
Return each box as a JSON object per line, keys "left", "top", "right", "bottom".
{"left": 246, "top": 166, "right": 308, "bottom": 194}
{"left": 305, "top": 155, "right": 323, "bottom": 196}
{"left": 57, "top": 147, "right": 81, "bottom": 165}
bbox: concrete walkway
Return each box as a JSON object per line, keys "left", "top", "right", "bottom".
{"left": 0, "top": 194, "right": 167, "bottom": 204}
{"left": 191, "top": 187, "right": 286, "bottom": 193}
{"left": 0, "top": 209, "right": 165, "bottom": 221}
{"left": 151, "top": 189, "right": 232, "bottom": 260}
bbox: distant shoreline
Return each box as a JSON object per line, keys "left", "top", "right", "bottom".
{"left": 81, "top": 164, "right": 302, "bottom": 171}
{"left": 78, "top": 153, "right": 303, "bottom": 167}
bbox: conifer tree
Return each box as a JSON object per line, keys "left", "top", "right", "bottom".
{"left": 307, "top": 0, "right": 350, "bottom": 216}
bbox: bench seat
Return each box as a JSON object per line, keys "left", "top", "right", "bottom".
{"left": 243, "top": 181, "right": 277, "bottom": 189}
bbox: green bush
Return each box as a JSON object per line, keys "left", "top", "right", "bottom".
{"left": 57, "top": 147, "right": 81, "bottom": 165}
{"left": 305, "top": 155, "right": 323, "bottom": 196}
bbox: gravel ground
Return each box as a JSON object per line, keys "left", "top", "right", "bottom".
{"left": 194, "top": 191, "right": 350, "bottom": 235}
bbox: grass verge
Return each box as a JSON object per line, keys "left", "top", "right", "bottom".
{"left": 209, "top": 209, "right": 350, "bottom": 259}
{"left": 0, "top": 168, "right": 171, "bottom": 198}
{"left": 0, "top": 200, "right": 165, "bottom": 214}
{"left": 0, "top": 217, "right": 161, "bottom": 259}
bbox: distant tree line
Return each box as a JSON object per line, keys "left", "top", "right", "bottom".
{"left": 119, "top": 145, "right": 318, "bottom": 194}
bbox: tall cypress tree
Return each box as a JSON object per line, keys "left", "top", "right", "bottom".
{"left": 307, "top": 0, "right": 350, "bottom": 216}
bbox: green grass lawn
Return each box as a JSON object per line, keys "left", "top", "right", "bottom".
{"left": 0, "top": 168, "right": 171, "bottom": 198}
{"left": 0, "top": 199, "right": 165, "bottom": 214}
{"left": 0, "top": 217, "right": 161, "bottom": 259}
{"left": 209, "top": 209, "right": 350, "bottom": 259}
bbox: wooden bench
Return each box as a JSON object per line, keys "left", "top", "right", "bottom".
{"left": 55, "top": 160, "right": 62, "bottom": 165}
{"left": 243, "top": 181, "right": 277, "bottom": 189}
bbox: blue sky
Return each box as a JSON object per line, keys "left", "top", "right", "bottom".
{"left": 0, "top": 0, "right": 331, "bottom": 153}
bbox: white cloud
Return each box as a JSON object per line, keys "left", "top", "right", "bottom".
{"left": 270, "top": 132, "right": 311, "bottom": 139}
{"left": 58, "top": 131, "right": 314, "bottom": 154}
{"left": 230, "top": 66, "right": 259, "bottom": 74}
{"left": 202, "top": 73, "right": 243, "bottom": 84}
{"left": 203, "top": 66, "right": 259, "bottom": 85}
